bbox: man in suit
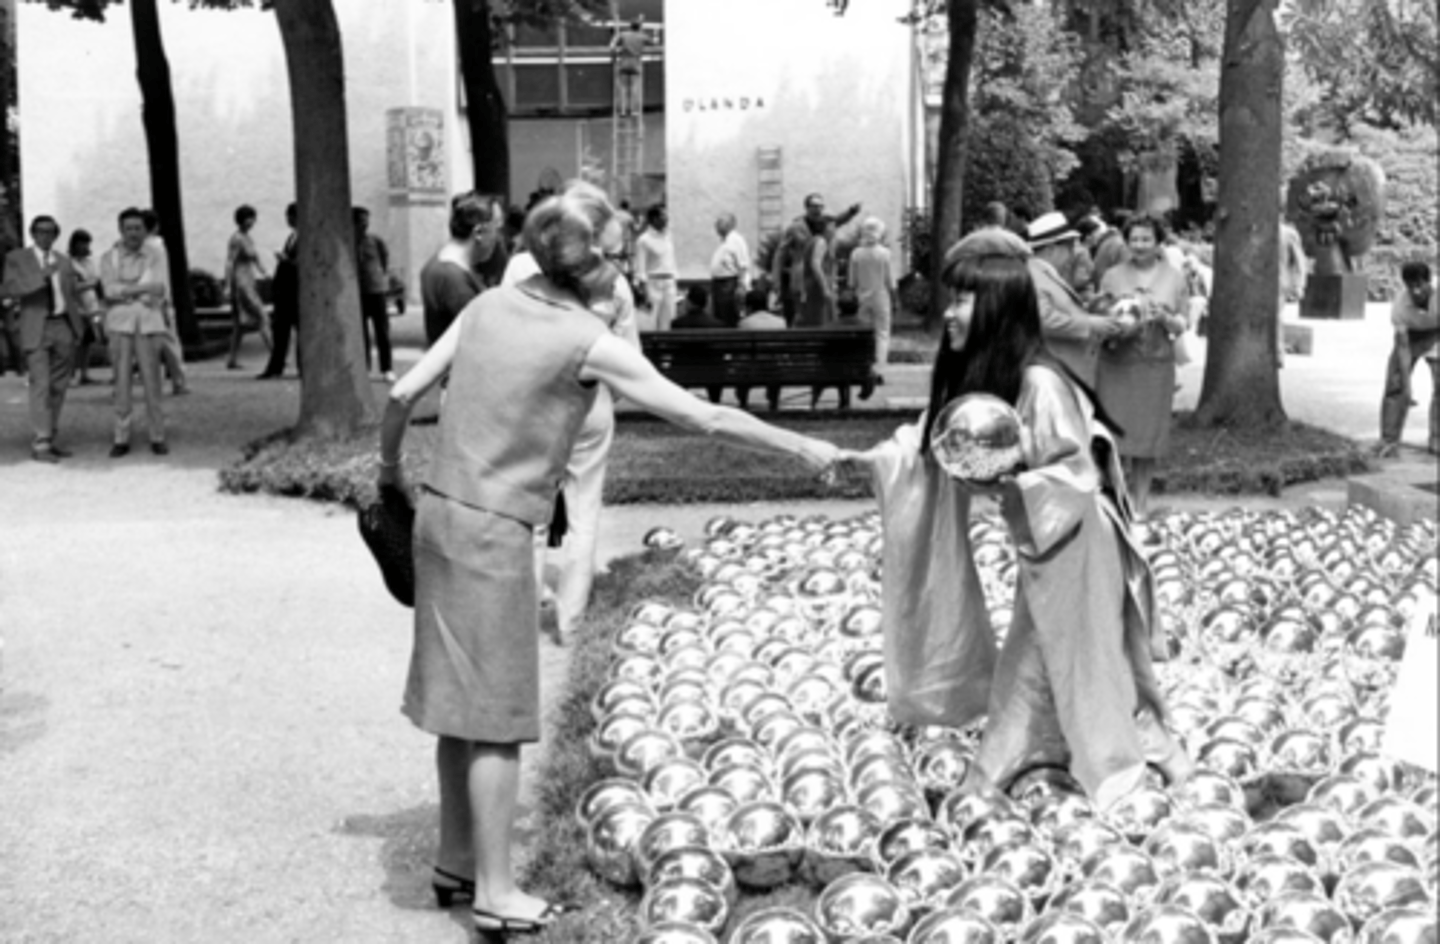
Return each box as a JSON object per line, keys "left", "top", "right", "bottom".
{"left": 1026, "top": 211, "right": 1120, "bottom": 386}
{"left": 1, "top": 215, "right": 84, "bottom": 461}
{"left": 259, "top": 201, "right": 299, "bottom": 379}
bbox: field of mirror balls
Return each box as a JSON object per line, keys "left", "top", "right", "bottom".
{"left": 577, "top": 505, "right": 1438, "bottom": 944}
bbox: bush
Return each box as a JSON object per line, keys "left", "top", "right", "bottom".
{"left": 221, "top": 413, "right": 1369, "bottom": 509}
{"left": 1356, "top": 124, "right": 1439, "bottom": 299}
{"left": 190, "top": 268, "right": 225, "bottom": 308}
{"left": 963, "top": 113, "right": 1056, "bottom": 224}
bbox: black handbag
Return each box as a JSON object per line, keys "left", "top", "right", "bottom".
{"left": 357, "top": 485, "right": 416, "bottom": 607}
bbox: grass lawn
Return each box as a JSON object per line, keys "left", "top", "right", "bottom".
{"left": 220, "top": 409, "right": 1368, "bottom": 508}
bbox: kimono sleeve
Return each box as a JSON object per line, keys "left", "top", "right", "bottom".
{"left": 1006, "top": 367, "right": 1099, "bottom": 559}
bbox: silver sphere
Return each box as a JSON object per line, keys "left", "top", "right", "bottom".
{"left": 645, "top": 758, "right": 710, "bottom": 812}
{"left": 728, "top": 906, "right": 827, "bottom": 944}
{"left": 1334, "top": 827, "right": 1425, "bottom": 873}
{"left": 1256, "top": 892, "right": 1353, "bottom": 944}
{"left": 1246, "top": 930, "right": 1326, "bottom": 944}
{"left": 715, "top": 800, "right": 804, "bottom": 889}
{"left": 638, "top": 876, "right": 729, "bottom": 936}
{"left": 1332, "top": 861, "right": 1432, "bottom": 927}
{"left": 1119, "top": 904, "right": 1219, "bottom": 944}
{"left": 1177, "top": 803, "right": 1252, "bottom": 850}
{"left": 646, "top": 846, "right": 737, "bottom": 907}
{"left": 1355, "top": 907, "right": 1438, "bottom": 944}
{"left": 886, "top": 848, "right": 969, "bottom": 911}
{"left": 1233, "top": 855, "right": 1326, "bottom": 908}
{"left": 980, "top": 839, "right": 1060, "bottom": 901}
{"left": 634, "top": 812, "right": 713, "bottom": 881}
{"left": 576, "top": 778, "right": 653, "bottom": 830}
{"left": 1052, "top": 818, "right": 1130, "bottom": 871}
{"left": 908, "top": 906, "right": 1004, "bottom": 944}
{"left": 643, "top": 526, "right": 687, "bottom": 552}
{"left": 634, "top": 921, "right": 719, "bottom": 944}
{"left": 942, "top": 875, "right": 1036, "bottom": 938}
{"left": 813, "top": 872, "right": 913, "bottom": 941}
{"left": 1080, "top": 844, "right": 1163, "bottom": 898}
{"left": 1018, "top": 911, "right": 1112, "bottom": 944}
{"left": 1049, "top": 878, "right": 1133, "bottom": 934}
{"left": 587, "top": 801, "right": 657, "bottom": 886}
{"left": 1144, "top": 822, "right": 1231, "bottom": 877}
{"left": 929, "top": 393, "right": 1026, "bottom": 483}
{"left": 804, "top": 803, "right": 883, "bottom": 886}
{"left": 1154, "top": 872, "right": 1251, "bottom": 943}
{"left": 875, "top": 817, "right": 953, "bottom": 867}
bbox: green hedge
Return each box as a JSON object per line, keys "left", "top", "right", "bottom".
{"left": 219, "top": 412, "right": 1368, "bottom": 508}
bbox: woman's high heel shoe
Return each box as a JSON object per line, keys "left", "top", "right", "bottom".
{"left": 432, "top": 867, "right": 476, "bottom": 908}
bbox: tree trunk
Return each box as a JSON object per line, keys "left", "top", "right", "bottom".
{"left": 129, "top": 0, "right": 197, "bottom": 347}
{"left": 455, "top": 0, "right": 510, "bottom": 199}
{"left": 274, "top": 0, "right": 376, "bottom": 438}
{"left": 927, "top": 0, "right": 980, "bottom": 330}
{"left": 1194, "top": 0, "right": 1286, "bottom": 428}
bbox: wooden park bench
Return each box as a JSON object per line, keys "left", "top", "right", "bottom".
{"left": 640, "top": 325, "right": 876, "bottom": 410}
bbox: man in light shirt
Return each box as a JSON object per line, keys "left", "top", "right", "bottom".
{"left": 709, "top": 212, "right": 751, "bottom": 327}
{"left": 1376, "top": 260, "right": 1438, "bottom": 457}
{"left": 633, "top": 204, "right": 677, "bottom": 330}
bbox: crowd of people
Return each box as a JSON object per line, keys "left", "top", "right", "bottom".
{"left": 1, "top": 208, "right": 191, "bottom": 461}
{"left": 3, "top": 189, "right": 1429, "bottom": 479}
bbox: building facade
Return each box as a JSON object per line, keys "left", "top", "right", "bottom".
{"left": 17, "top": 0, "right": 921, "bottom": 298}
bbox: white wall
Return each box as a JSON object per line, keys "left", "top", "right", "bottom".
{"left": 17, "top": 0, "right": 459, "bottom": 288}
{"left": 664, "top": 0, "right": 917, "bottom": 281}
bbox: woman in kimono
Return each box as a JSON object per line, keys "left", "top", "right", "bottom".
{"left": 845, "top": 234, "right": 1191, "bottom": 809}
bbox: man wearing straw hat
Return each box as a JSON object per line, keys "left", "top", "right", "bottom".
{"left": 1025, "top": 211, "right": 1121, "bottom": 386}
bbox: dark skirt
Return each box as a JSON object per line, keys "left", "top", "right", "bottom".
{"left": 402, "top": 490, "right": 541, "bottom": 743}
{"left": 1095, "top": 353, "right": 1175, "bottom": 459}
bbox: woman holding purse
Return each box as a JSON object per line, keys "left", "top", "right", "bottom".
{"left": 377, "top": 186, "right": 840, "bottom": 935}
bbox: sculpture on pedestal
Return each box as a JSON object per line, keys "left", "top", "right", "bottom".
{"left": 1284, "top": 149, "right": 1387, "bottom": 319}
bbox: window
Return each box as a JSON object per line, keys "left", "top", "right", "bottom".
{"left": 497, "top": 11, "right": 665, "bottom": 118}
{"left": 513, "top": 63, "right": 561, "bottom": 111}
{"left": 567, "top": 62, "right": 613, "bottom": 109}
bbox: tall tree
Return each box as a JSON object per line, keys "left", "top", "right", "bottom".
{"left": 1284, "top": 0, "right": 1438, "bottom": 133}
{"left": 453, "top": 0, "right": 508, "bottom": 196}
{"left": 31, "top": 0, "right": 197, "bottom": 345}
{"left": 273, "top": 0, "right": 374, "bottom": 437}
{"left": 929, "top": 0, "right": 982, "bottom": 314}
{"left": 129, "top": 0, "right": 196, "bottom": 346}
{"left": 1194, "top": 0, "right": 1286, "bottom": 427}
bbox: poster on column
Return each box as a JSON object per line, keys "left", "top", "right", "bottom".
{"left": 387, "top": 108, "right": 447, "bottom": 206}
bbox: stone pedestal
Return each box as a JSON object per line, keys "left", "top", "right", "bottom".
{"left": 1300, "top": 273, "right": 1368, "bottom": 320}
{"left": 1348, "top": 471, "right": 1438, "bottom": 527}
{"left": 386, "top": 107, "right": 449, "bottom": 310}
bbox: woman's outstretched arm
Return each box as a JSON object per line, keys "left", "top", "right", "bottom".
{"left": 580, "top": 333, "right": 838, "bottom": 474}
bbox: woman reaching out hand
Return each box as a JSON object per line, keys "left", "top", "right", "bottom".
{"left": 377, "top": 186, "right": 839, "bottom": 935}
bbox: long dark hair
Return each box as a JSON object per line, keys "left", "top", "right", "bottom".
{"left": 919, "top": 253, "right": 1118, "bottom": 455}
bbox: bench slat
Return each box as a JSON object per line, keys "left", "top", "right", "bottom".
{"left": 640, "top": 327, "right": 876, "bottom": 392}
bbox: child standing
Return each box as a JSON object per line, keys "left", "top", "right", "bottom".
{"left": 847, "top": 217, "right": 898, "bottom": 384}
